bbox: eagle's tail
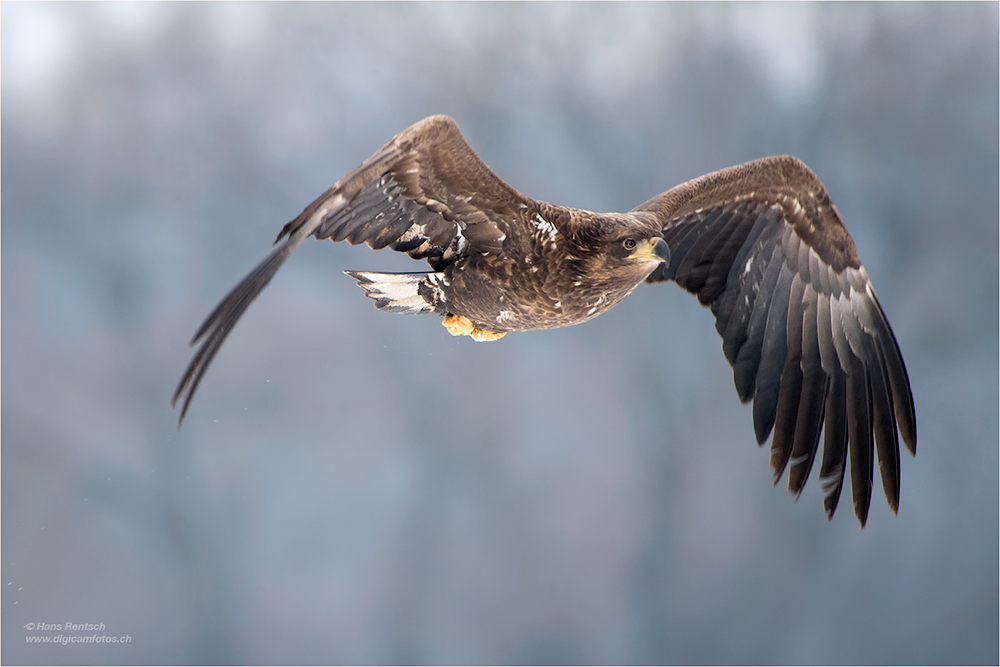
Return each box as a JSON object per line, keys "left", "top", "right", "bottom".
{"left": 343, "top": 271, "right": 448, "bottom": 315}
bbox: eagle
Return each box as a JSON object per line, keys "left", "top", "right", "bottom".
{"left": 174, "top": 115, "right": 916, "bottom": 526}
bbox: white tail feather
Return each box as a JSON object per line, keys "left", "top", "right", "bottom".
{"left": 343, "top": 271, "right": 444, "bottom": 314}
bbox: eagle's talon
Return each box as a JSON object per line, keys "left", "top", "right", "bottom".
{"left": 442, "top": 315, "right": 506, "bottom": 341}
{"left": 470, "top": 328, "right": 506, "bottom": 342}
{"left": 442, "top": 314, "right": 475, "bottom": 336}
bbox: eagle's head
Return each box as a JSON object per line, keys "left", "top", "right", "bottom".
{"left": 566, "top": 213, "right": 670, "bottom": 289}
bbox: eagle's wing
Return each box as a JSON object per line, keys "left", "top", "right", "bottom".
{"left": 173, "top": 115, "right": 530, "bottom": 424}
{"left": 634, "top": 156, "right": 916, "bottom": 526}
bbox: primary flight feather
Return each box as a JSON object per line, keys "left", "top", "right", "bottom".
{"left": 174, "top": 115, "right": 916, "bottom": 526}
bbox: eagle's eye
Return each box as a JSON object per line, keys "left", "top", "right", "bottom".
{"left": 622, "top": 238, "right": 637, "bottom": 250}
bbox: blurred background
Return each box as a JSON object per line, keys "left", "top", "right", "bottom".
{"left": 3, "top": 2, "right": 997, "bottom": 664}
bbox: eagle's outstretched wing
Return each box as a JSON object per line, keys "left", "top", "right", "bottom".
{"left": 173, "top": 116, "right": 529, "bottom": 423}
{"left": 635, "top": 156, "right": 916, "bottom": 525}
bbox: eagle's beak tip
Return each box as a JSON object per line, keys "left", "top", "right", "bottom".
{"left": 653, "top": 237, "right": 670, "bottom": 263}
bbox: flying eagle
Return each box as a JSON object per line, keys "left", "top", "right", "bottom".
{"left": 174, "top": 115, "right": 916, "bottom": 526}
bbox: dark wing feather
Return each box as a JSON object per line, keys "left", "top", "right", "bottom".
{"left": 753, "top": 262, "right": 793, "bottom": 446}
{"left": 786, "top": 284, "right": 830, "bottom": 497}
{"left": 728, "top": 240, "right": 783, "bottom": 402}
{"left": 770, "top": 272, "right": 807, "bottom": 484}
{"left": 173, "top": 115, "right": 529, "bottom": 424}
{"left": 636, "top": 156, "right": 916, "bottom": 524}
{"left": 819, "top": 368, "right": 849, "bottom": 518}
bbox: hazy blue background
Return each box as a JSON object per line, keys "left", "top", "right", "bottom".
{"left": 3, "top": 2, "right": 997, "bottom": 664}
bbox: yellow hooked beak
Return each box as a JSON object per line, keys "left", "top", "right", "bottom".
{"left": 628, "top": 237, "right": 671, "bottom": 264}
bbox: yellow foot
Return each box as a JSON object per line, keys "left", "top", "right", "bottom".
{"left": 470, "top": 328, "right": 507, "bottom": 342}
{"left": 442, "top": 315, "right": 507, "bottom": 342}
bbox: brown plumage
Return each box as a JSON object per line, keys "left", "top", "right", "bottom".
{"left": 174, "top": 115, "right": 916, "bottom": 526}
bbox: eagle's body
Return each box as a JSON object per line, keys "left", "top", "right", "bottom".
{"left": 175, "top": 115, "right": 916, "bottom": 526}
{"left": 347, "top": 204, "right": 667, "bottom": 335}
